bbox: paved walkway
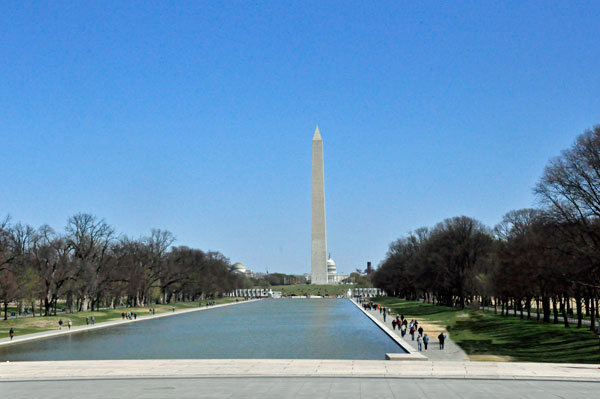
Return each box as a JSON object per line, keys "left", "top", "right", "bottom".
{"left": 0, "top": 359, "right": 599, "bottom": 380}
{"left": 2, "top": 377, "right": 599, "bottom": 399}
{"left": 358, "top": 301, "right": 469, "bottom": 361}
{"left": 0, "top": 299, "right": 258, "bottom": 347}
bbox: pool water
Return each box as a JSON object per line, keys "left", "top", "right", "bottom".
{"left": 0, "top": 299, "right": 405, "bottom": 361}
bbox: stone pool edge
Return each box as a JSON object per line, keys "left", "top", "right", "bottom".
{"left": 2, "top": 359, "right": 599, "bottom": 381}
{"left": 349, "top": 299, "right": 427, "bottom": 361}
{"left": 0, "top": 299, "right": 260, "bottom": 348}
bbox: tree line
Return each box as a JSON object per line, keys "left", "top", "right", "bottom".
{"left": 0, "top": 213, "right": 244, "bottom": 319}
{"left": 373, "top": 125, "right": 600, "bottom": 332}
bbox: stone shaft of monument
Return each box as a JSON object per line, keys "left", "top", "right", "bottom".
{"left": 311, "top": 126, "right": 328, "bottom": 284}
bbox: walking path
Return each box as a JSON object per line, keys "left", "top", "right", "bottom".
{"left": 0, "top": 299, "right": 258, "bottom": 347}
{"left": 2, "top": 376, "right": 599, "bottom": 399}
{"left": 350, "top": 299, "right": 426, "bottom": 360}
{"left": 0, "top": 359, "right": 599, "bottom": 381}
{"left": 356, "top": 299, "right": 469, "bottom": 361}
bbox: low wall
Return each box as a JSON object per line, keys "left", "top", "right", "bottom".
{"left": 349, "top": 298, "right": 427, "bottom": 361}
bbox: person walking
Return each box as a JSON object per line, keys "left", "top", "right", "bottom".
{"left": 383, "top": 312, "right": 387, "bottom": 322}
{"left": 417, "top": 335, "right": 423, "bottom": 352}
{"left": 133, "top": 313, "right": 137, "bottom": 320}
{"left": 9, "top": 327, "right": 14, "bottom": 340}
{"left": 67, "top": 320, "right": 72, "bottom": 329}
{"left": 392, "top": 319, "right": 397, "bottom": 330}
{"left": 418, "top": 326, "right": 423, "bottom": 337}
{"left": 438, "top": 332, "right": 446, "bottom": 350}
{"left": 85, "top": 317, "right": 89, "bottom": 325}
{"left": 91, "top": 316, "right": 95, "bottom": 325}
{"left": 58, "top": 319, "right": 63, "bottom": 330}
{"left": 410, "top": 325, "right": 415, "bottom": 340}
{"left": 423, "top": 334, "right": 429, "bottom": 350}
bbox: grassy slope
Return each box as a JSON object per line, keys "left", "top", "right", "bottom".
{"left": 269, "top": 284, "right": 355, "bottom": 296}
{"left": 0, "top": 297, "right": 238, "bottom": 339}
{"left": 374, "top": 297, "right": 600, "bottom": 364}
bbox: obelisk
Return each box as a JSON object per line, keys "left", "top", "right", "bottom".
{"left": 311, "top": 126, "right": 328, "bottom": 284}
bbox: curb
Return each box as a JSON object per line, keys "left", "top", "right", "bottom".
{"left": 349, "top": 299, "right": 427, "bottom": 360}
{"left": 0, "top": 299, "right": 258, "bottom": 348}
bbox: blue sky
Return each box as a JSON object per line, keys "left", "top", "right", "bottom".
{"left": 1, "top": 2, "right": 599, "bottom": 275}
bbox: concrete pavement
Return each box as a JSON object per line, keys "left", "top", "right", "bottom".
{"left": 357, "top": 300, "right": 469, "bottom": 361}
{"left": 350, "top": 299, "right": 427, "bottom": 360}
{"left": 1, "top": 377, "right": 599, "bottom": 399}
{"left": 1, "top": 359, "right": 599, "bottom": 381}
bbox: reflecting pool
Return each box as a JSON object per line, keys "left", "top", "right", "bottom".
{"left": 0, "top": 299, "right": 405, "bottom": 361}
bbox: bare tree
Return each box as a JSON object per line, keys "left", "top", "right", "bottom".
{"left": 535, "top": 125, "right": 600, "bottom": 331}
{"left": 66, "top": 213, "right": 115, "bottom": 311}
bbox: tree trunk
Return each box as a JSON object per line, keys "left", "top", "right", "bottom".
{"left": 44, "top": 296, "right": 52, "bottom": 316}
{"left": 3, "top": 301, "right": 7, "bottom": 321}
{"left": 81, "top": 297, "right": 89, "bottom": 312}
{"left": 543, "top": 296, "right": 551, "bottom": 323}
{"left": 576, "top": 295, "right": 583, "bottom": 329}
{"left": 519, "top": 298, "right": 524, "bottom": 319}
{"left": 591, "top": 296, "right": 598, "bottom": 332}
{"left": 552, "top": 297, "right": 559, "bottom": 324}
{"left": 560, "top": 296, "right": 569, "bottom": 328}
{"left": 66, "top": 293, "right": 74, "bottom": 314}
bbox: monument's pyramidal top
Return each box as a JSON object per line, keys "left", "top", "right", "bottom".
{"left": 313, "top": 125, "right": 322, "bottom": 141}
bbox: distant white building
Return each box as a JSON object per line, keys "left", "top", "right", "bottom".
{"left": 231, "top": 262, "right": 254, "bottom": 278}
{"left": 327, "top": 255, "right": 349, "bottom": 284}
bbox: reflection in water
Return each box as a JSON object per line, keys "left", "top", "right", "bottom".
{"left": 0, "top": 299, "right": 405, "bottom": 361}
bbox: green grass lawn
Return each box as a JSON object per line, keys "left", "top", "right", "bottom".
{"left": 0, "top": 297, "right": 238, "bottom": 339}
{"left": 373, "top": 297, "right": 600, "bottom": 363}
{"left": 268, "top": 284, "right": 355, "bottom": 296}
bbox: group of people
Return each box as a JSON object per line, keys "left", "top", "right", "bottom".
{"left": 57, "top": 319, "right": 72, "bottom": 330}
{"left": 4, "top": 306, "right": 175, "bottom": 342}
{"left": 358, "top": 298, "right": 447, "bottom": 352}
{"left": 121, "top": 312, "right": 137, "bottom": 320}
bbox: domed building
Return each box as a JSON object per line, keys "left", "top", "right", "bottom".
{"left": 327, "top": 257, "right": 337, "bottom": 274}
{"left": 231, "top": 262, "right": 253, "bottom": 277}
{"left": 326, "top": 254, "right": 348, "bottom": 284}
{"left": 232, "top": 262, "right": 246, "bottom": 273}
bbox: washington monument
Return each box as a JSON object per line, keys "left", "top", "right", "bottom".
{"left": 311, "top": 126, "right": 328, "bottom": 284}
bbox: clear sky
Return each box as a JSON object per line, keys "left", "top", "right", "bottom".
{"left": 1, "top": 2, "right": 599, "bottom": 275}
